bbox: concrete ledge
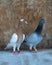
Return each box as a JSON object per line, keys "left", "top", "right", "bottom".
{"left": 0, "top": 49, "right": 52, "bottom": 65}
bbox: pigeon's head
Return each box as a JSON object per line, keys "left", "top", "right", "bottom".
{"left": 20, "top": 19, "right": 28, "bottom": 24}
{"left": 39, "top": 19, "right": 46, "bottom": 25}
{"left": 19, "top": 18, "right": 28, "bottom": 30}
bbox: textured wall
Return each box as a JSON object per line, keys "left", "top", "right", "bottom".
{"left": 0, "top": 0, "right": 52, "bottom": 50}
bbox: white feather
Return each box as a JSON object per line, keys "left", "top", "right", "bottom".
{"left": 22, "top": 34, "right": 25, "bottom": 42}
{"left": 10, "top": 33, "right": 18, "bottom": 43}
{"left": 5, "top": 33, "right": 18, "bottom": 50}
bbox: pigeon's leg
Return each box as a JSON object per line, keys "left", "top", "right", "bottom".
{"left": 34, "top": 47, "right": 37, "bottom": 52}
{"left": 17, "top": 44, "right": 21, "bottom": 53}
{"left": 29, "top": 44, "right": 33, "bottom": 52}
{"left": 13, "top": 44, "right": 16, "bottom": 54}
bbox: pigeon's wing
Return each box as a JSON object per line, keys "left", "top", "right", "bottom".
{"left": 26, "top": 33, "right": 38, "bottom": 43}
{"left": 26, "top": 33, "right": 42, "bottom": 44}
{"left": 5, "top": 33, "right": 18, "bottom": 49}
{"left": 10, "top": 33, "right": 18, "bottom": 43}
{"left": 18, "top": 34, "right": 25, "bottom": 44}
{"left": 22, "top": 34, "right": 25, "bottom": 41}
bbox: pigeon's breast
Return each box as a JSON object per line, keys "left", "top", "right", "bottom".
{"left": 35, "top": 35, "right": 43, "bottom": 45}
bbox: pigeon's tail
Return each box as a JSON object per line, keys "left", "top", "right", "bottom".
{"left": 4, "top": 46, "right": 9, "bottom": 50}
{"left": 4, "top": 42, "right": 13, "bottom": 49}
{"left": 4, "top": 46, "right": 10, "bottom": 50}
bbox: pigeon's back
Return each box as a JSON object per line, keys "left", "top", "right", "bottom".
{"left": 10, "top": 33, "right": 18, "bottom": 43}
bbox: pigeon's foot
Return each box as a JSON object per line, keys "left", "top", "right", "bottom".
{"left": 17, "top": 50, "right": 20, "bottom": 54}
{"left": 30, "top": 50, "right": 34, "bottom": 53}
{"left": 34, "top": 47, "right": 37, "bottom": 52}
{"left": 13, "top": 51, "right": 16, "bottom": 54}
{"left": 30, "top": 50, "right": 37, "bottom": 53}
{"left": 30, "top": 50, "right": 32, "bottom": 52}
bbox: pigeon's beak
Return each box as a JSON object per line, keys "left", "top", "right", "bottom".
{"left": 20, "top": 19, "right": 28, "bottom": 24}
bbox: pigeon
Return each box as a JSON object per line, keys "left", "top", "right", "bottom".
{"left": 5, "top": 18, "right": 27, "bottom": 54}
{"left": 16, "top": 18, "right": 27, "bottom": 53}
{"left": 24, "top": 19, "right": 46, "bottom": 52}
{"left": 5, "top": 33, "right": 18, "bottom": 53}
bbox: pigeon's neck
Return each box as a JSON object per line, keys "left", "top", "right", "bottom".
{"left": 17, "top": 24, "right": 24, "bottom": 33}
{"left": 34, "top": 24, "right": 43, "bottom": 34}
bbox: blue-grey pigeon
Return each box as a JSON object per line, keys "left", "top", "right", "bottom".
{"left": 24, "top": 19, "right": 46, "bottom": 52}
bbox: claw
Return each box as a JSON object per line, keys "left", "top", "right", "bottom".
{"left": 13, "top": 51, "right": 16, "bottom": 54}
{"left": 30, "top": 50, "right": 35, "bottom": 53}
{"left": 30, "top": 50, "right": 32, "bottom": 52}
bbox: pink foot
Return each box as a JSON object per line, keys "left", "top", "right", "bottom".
{"left": 13, "top": 51, "right": 16, "bottom": 54}
{"left": 30, "top": 50, "right": 33, "bottom": 52}
{"left": 18, "top": 50, "right": 20, "bottom": 54}
{"left": 30, "top": 50, "right": 34, "bottom": 53}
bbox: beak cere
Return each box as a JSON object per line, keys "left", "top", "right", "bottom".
{"left": 25, "top": 21, "right": 28, "bottom": 24}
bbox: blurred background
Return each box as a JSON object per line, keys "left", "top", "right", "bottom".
{"left": 0, "top": 0, "right": 52, "bottom": 51}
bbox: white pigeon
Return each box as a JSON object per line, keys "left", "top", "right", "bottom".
{"left": 5, "top": 33, "right": 18, "bottom": 53}
{"left": 16, "top": 18, "right": 27, "bottom": 53}
{"left": 5, "top": 18, "right": 27, "bottom": 54}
